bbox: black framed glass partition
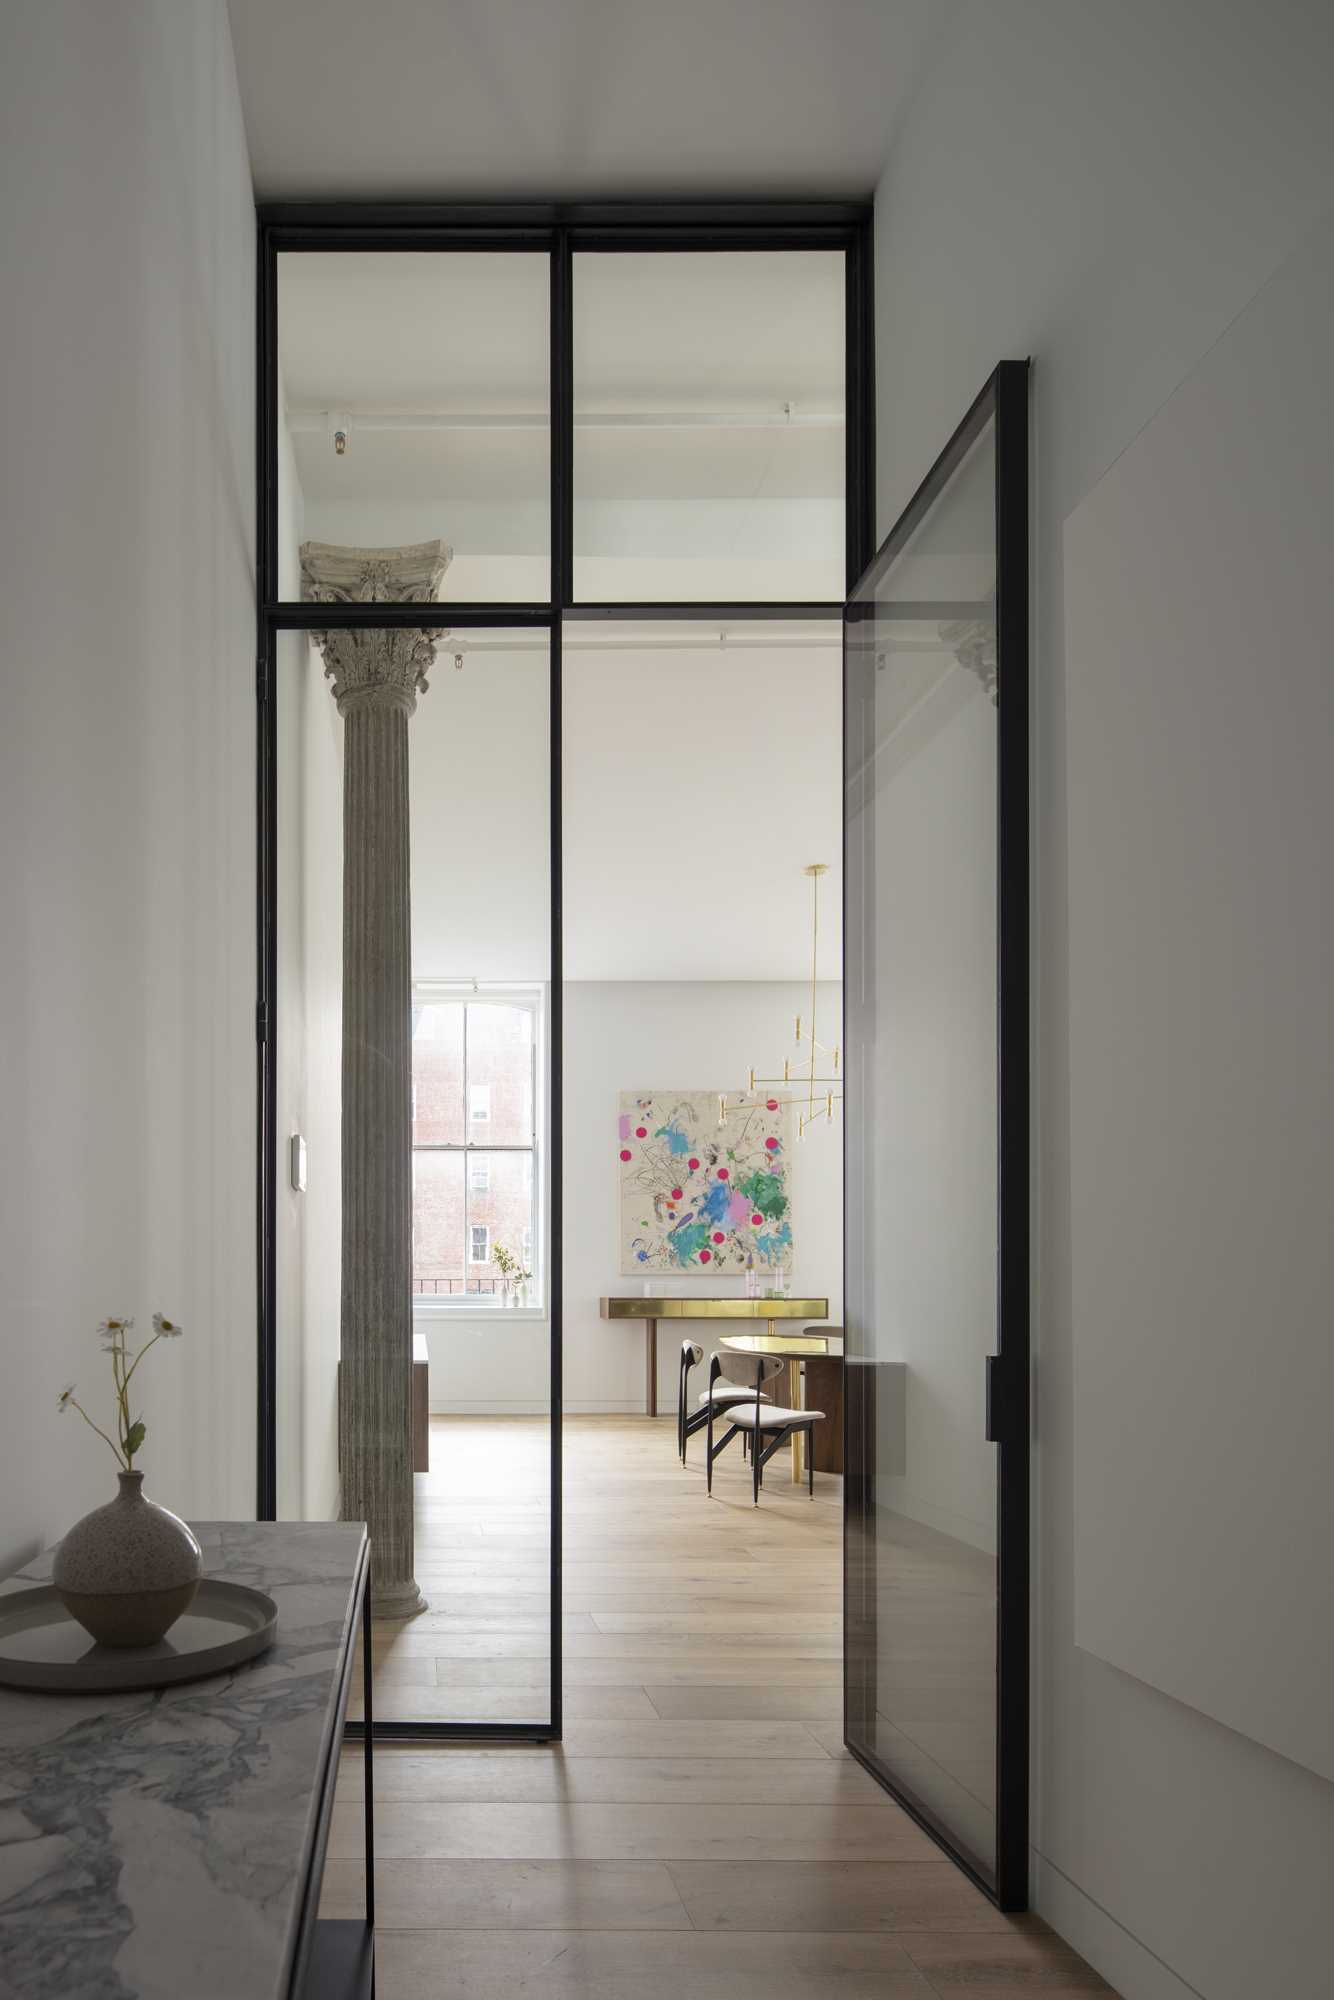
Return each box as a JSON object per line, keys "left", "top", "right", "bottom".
{"left": 271, "top": 617, "right": 556, "bottom": 1732}
{"left": 843, "top": 363, "right": 1030, "bottom": 1906}
{"left": 257, "top": 203, "right": 875, "bottom": 1744}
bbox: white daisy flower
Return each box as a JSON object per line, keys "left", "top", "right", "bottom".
{"left": 57, "top": 1384, "right": 76, "bottom": 1412}
{"left": 152, "top": 1312, "right": 184, "bottom": 1338}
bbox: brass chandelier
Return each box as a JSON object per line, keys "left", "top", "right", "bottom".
{"left": 720, "top": 862, "right": 843, "bottom": 1139}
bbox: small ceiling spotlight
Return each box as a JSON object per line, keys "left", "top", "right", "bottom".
{"left": 328, "top": 411, "right": 349, "bottom": 457}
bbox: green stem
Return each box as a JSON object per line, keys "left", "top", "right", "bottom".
{"left": 70, "top": 1398, "right": 129, "bottom": 1470}
{"left": 120, "top": 1332, "right": 163, "bottom": 1400}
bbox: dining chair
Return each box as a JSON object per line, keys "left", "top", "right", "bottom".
{"left": 705, "top": 1351, "right": 825, "bottom": 1501}
{"left": 677, "top": 1341, "right": 772, "bottom": 1466}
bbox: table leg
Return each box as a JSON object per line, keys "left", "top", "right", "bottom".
{"left": 646, "top": 1318, "right": 658, "bottom": 1418}
{"left": 773, "top": 1336, "right": 802, "bottom": 1484}
{"left": 784, "top": 1360, "right": 804, "bottom": 1488}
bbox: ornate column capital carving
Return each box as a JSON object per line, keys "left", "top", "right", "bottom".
{"left": 939, "top": 609, "right": 998, "bottom": 703}
{"left": 300, "top": 538, "right": 453, "bottom": 717}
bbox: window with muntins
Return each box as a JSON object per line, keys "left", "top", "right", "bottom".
{"left": 410, "top": 992, "right": 539, "bottom": 1303}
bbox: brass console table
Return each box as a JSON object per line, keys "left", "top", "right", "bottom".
{"left": 599, "top": 1295, "right": 829, "bottom": 1417}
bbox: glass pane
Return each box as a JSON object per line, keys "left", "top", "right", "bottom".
{"left": 465, "top": 1150, "right": 535, "bottom": 1297}
{"left": 277, "top": 252, "right": 549, "bottom": 601}
{"left": 412, "top": 1149, "right": 465, "bottom": 1298}
{"left": 562, "top": 616, "right": 842, "bottom": 984}
{"left": 573, "top": 251, "right": 845, "bottom": 602}
{"left": 466, "top": 1001, "right": 534, "bottom": 1145}
{"left": 845, "top": 413, "right": 1000, "bottom": 1885}
{"left": 275, "top": 623, "right": 552, "bottom": 1729}
{"left": 412, "top": 1000, "right": 464, "bottom": 1144}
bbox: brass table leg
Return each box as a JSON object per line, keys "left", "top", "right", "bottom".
{"left": 766, "top": 1322, "right": 803, "bottom": 1484}
{"left": 646, "top": 1317, "right": 657, "bottom": 1418}
{"left": 788, "top": 1357, "right": 804, "bottom": 1482}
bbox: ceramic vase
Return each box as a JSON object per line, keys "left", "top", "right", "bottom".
{"left": 54, "top": 1471, "right": 202, "bottom": 1647}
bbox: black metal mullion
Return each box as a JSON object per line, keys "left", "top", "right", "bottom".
{"left": 553, "top": 232, "right": 574, "bottom": 609}
{"left": 460, "top": 1003, "right": 472, "bottom": 1298}
{"left": 548, "top": 615, "right": 564, "bottom": 1740}
{"left": 256, "top": 219, "right": 278, "bottom": 1524}
{"left": 564, "top": 601, "right": 844, "bottom": 623}
{"left": 263, "top": 602, "right": 556, "bottom": 630}
{"left": 993, "top": 358, "right": 1031, "bottom": 1914}
{"left": 258, "top": 196, "right": 868, "bottom": 238}
{"left": 844, "top": 214, "right": 876, "bottom": 592}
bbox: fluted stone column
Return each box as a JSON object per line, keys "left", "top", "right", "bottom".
{"left": 302, "top": 539, "right": 452, "bottom": 1617}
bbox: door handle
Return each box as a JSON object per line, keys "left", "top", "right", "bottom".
{"left": 985, "top": 1353, "right": 1023, "bottom": 1444}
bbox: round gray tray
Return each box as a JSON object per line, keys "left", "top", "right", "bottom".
{"left": 0, "top": 1580, "right": 278, "bottom": 1693}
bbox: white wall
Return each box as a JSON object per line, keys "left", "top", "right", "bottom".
{"left": 873, "top": 4, "right": 1334, "bottom": 1995}
{"left": 422, "top": 980, "right": 843, "bottom": 1414}
{"left": 0, "top": 0, "right": 256, "bottom": 1567}
{"left": 1064, "top": 226, "right": 1334, "bottom": 1786}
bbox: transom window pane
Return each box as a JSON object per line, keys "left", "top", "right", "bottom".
{"left": 276, "top": 252, "right": 550, "bottom": 602}
{"left": 573, "top": 250, "right": 845, "bottom": 602}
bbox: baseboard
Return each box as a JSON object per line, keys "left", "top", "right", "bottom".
{"left": 1032, "top": 1851, "right": 1203, "bottom": 2000}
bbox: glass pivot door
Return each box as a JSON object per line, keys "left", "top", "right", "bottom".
{"left": 842, "top": 364, "right": 1029, "bottom": 1907}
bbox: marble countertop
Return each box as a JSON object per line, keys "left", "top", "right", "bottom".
{"left": 0, "top": 1519, "right": 367, "bottom": 2000}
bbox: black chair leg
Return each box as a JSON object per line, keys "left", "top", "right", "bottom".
{"left": 808, "top": 1427, "right": 814, "bottom": 1498}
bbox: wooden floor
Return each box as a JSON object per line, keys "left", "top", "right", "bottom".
{"left": 323, "top": 1416, "right": 1115, "bottom": 1998}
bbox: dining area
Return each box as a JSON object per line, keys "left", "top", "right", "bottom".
{"left": 598, "top": 1294, "right": 845, "bottom": 1489}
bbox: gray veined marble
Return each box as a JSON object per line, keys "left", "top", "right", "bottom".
{"left": 0, "top": 1520, "right": 367, "bottom": 2000}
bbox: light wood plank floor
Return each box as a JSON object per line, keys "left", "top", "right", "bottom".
{"left": 324, "top": 1416, "right": 1116, "bottom": 1998}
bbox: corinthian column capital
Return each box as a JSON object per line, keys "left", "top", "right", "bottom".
{"left": 300, "top": 538, "right": 453, "bottom": 717}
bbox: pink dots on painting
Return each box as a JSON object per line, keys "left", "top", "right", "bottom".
{"left": 712, "top": 1231, "right": 725, "bottom": 1244}
{"left": 671, "top": 1188, "right": 683, "bottom": 1202}
{"left": 699, "top": 1248, "right": 712, "bottom": 1263}
{"left": 751, "top": 1212, "right": 763, "bottom": 1227}
{"left": 764, "top": 1136, "right": 779, "bottom": 1152}
{"left": 716, "top": 1167, "right": 729, "bottom": 1180}
{"left": 619, "top": 1148, "right": 632, "bottom": 1162}
{"left": 687, "top": 1157, "right": 700, "bottom": 1171}
{"left": 635, "top": 1126, "right": 647, "bottom": 1138}
{"left": 766, "top": 1098, "right": 779, "bottom": 1111}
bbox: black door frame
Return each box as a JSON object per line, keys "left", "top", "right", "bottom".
{"left": 255, "top": 200, "right": 875, "bottom": 1743}
{"left": 842, "top": 361, "right": 1031, "bottom": 1908}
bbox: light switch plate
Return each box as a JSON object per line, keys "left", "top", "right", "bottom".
{"left": 289, "top": 1133, "right": 307, "bottom": 1193}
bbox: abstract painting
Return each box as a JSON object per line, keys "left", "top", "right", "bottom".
{"left": 618, "top": 1091, "right": 794, "bottom": 1275}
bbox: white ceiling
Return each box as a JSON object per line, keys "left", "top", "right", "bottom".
{"left": 227, "top": 0, "right": 948, "bottom": 201}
